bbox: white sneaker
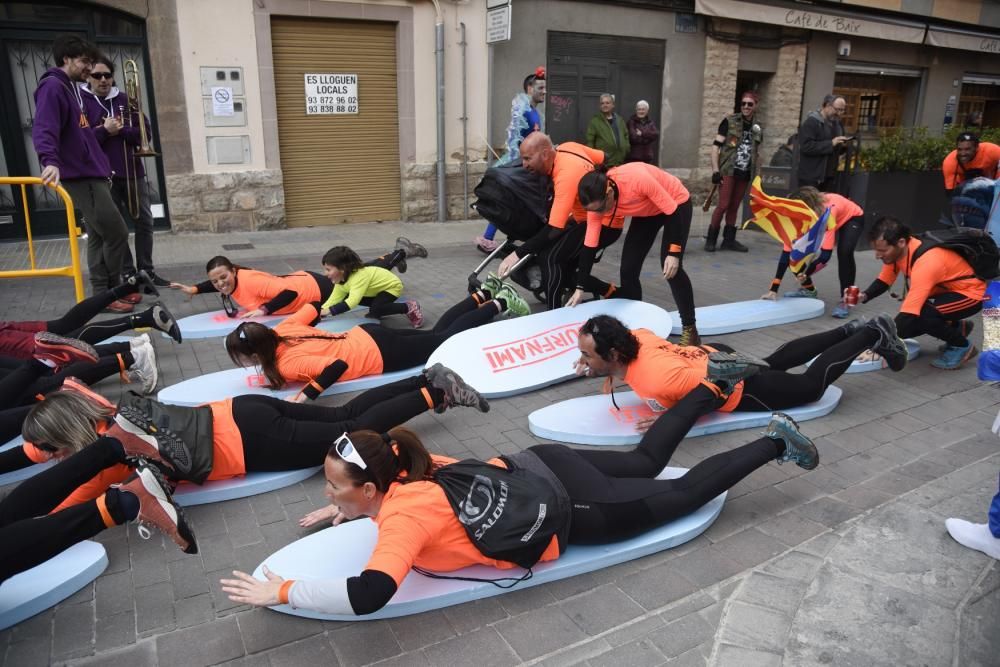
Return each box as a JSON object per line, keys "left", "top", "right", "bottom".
{"left": 945, "top": 518, "right": 1000, "bottom": 559}
{"left": 129, "top": 333, "right": 151, "bottom": 354}
{"left": 127, "top": 339, "right": 158, "bottom": 394}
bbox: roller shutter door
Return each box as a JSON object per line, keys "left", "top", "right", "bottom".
{"left": 271, "top": 17, "right": 400, "bottom": 226}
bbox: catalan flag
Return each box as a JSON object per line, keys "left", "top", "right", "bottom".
{"left": 743, "top": 177, "right": 817, "bottom": 248}
{"left": 789, "top": 207, "right": 832, "bottom": 273}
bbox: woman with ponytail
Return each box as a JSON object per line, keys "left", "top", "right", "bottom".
{"left": 223, "top": 285, "right": 529, "bottom": 401}
{"left": 221, "top": 404, "right": 822, "bottom": 616}
{"left": 576, "top": 161, "right": 699, "bottom": 345}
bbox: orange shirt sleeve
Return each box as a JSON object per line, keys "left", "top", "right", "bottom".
{"left": 23, "top": 442, "right": 52, "bottom": 464}
{"left": 983, "top": 143, "right": 1000, "bottom": 179}
{"left": 583, "top": 212, "right": 605, "bottom": 248}
{"left": 941, "top": 151, "right": 960, "bottom": 190}
{"left": 636, "top": 170, "right": 680, "bottom": 216}
{"left": 364, "top": 512, "right": 435, "bottom": 586}
{"left": 282, "top": 303, "right": 321, "bottom": 326}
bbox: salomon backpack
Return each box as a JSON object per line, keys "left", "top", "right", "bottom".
{"left": 912, "top": 227, "right": 1000, "bottom": 281}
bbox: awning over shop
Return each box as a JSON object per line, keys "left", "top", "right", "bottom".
{"left": 695, "top": 0, "right": 926, "bottom": 44}
{"left": 835, "top": 63, "right": 922, "bottom": 78}
{"left": 926, "top": 27, "right": 1000, "bottom": 54}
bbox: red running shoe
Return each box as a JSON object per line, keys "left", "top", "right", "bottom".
{"left": 117, "top": 463, "right": 197, "bottom": 554}
{"left": 33, "top": 332, "right": 98, "bottom": 369}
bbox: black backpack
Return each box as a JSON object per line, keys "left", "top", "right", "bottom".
{"left": 432, "top": 459, "right": 569, "bottom": 570}
{"left": 471, "top": 163, "right": 552, "bottom": 241}
{"left": 912, "top": 227, "right": 1000, "bottom": 281}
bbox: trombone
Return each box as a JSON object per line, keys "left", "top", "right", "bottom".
{"left": 120, "top": 59, "right": 158, "bottom": 219}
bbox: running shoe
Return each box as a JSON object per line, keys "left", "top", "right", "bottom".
{"left": 937, "top": 320, "right": 974, "bottom": 353}
{"left": 406, "top": 300, "right": 424, "bottom": 328}
{"left": 150, "top": 302, "right": 182, "bottom": 343}
{"left": 495, "top": 282, "right": 531, "bottom": 317}
{"left": 126, "top": 337, "right": 159, "bottom": 394}
{"left": 784, "top": 287, "right": 818, "bottom": 298}
{"left": 678, "top": 325, "right": 701, "bottom": 347}
{"left": 32, "top": 332, "right": 99, "bottom": 369}
{"left": 425, "top": 363, "right": 490, "bottom": 413}
{"left": 146, "top": 271, "right": 172, "bottom": 288}
{"left": 865, "top": 313, "right": 907, "bottom": 372}
{"left": 475, "top": 236, "right": 501, "bottom": 254}
{"left": 109, "top": 405, "right": 193, "bottom": 475}
{"left": 706, "top": 350, "right": 770, "bottom": 391}
{"left": 395, "top": 236, "right": 428, "bottom": 259}
{"left": 104, "top": 299, "right": 135, "bottom": 314}
{"left": 129, "top": 333, "right": 151, "bottom": 354}
{"left": 480, "top": 273, "right": 504, "bottom": 299}
{"left": 765, "top": 412, "right": 819, "bottom": 470}
{"left": 945, "top": 518, "right": 1000, "bottom": 559}
{"left": 117, "top": 462, "right": 197, "bottom": 554}
{"left": 838, "top": 316, "right": 868, "bottom": 338}
{"left": 831, "top": 302, "right": 850, "bottom": 319}
{"left": 931, "top": 341, "right": 978, "bottom": 370}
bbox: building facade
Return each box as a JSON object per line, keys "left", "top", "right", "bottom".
{"left": 1, "top": 0, "right": 999, "bottom": 238}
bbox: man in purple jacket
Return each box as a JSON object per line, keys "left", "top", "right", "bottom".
{"left": 32, "top": 34, "right": 132, "bottom": 311}
{"left": 83, "top": 56, "right": 170, "bottom": 291}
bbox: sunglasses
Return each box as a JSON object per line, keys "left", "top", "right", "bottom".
{"left": 741, "top": 102, "right": 755, "bottom": 107}
{"left": 334, "top": 432, "right": 368, "bottom": 470}
{"left": 90, "top": 72, "right": 113, "bottom": 80}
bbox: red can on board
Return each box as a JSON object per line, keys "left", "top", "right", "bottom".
{"left": 844, "top": 285, "right": 860, "bottom": 306}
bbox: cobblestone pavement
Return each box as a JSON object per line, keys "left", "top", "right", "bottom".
{"left": 0, "top": 214, "right": 997, "bottom": 666}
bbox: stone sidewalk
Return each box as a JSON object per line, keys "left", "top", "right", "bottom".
{"left": 0, "top": 215, "right": 997, "bottom": 667}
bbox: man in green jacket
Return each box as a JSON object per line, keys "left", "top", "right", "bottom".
{"left": 586, "top": 94, "right": 630, "bottom": 167}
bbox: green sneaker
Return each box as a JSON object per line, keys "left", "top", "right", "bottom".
{"left": 481, "top": 273, "right": 504, "bottom": 299}
{"left": 765, "top": 413, "right": 819, "bottom": 470}
{"left": 784, "top": 287, "right": 818, "bottom": 298}
{"left": 495, "top": 282, "right": 530, "bottom": 317}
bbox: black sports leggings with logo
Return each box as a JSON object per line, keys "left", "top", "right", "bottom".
{"left": 529, "top": 400, "right": 782, "bottom": 544}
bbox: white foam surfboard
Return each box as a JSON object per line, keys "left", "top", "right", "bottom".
{"left": 806, "top": 339, "right": 920, "bottom": 374}
{"left": 528, "top": 386, "right": 842, "bottom": 446}
{"left": 425, "top": 300, "right": 673, "bottom": 398}
{"left": 0, "top": 437, "right": 53, "bottom": 486}
{"left": 168, "top": 301, "right": 403, "bottom": 340}
{"left": 253, "top": 466, "right": 724, "bottom": 621}
{"left": 173, "top": 467, "right": 322, "bottom": 506}
{"left": 669, "top": 299, "right": 825, "bottom": 336}
{"left": 0, "top": 541, "right": 107, "bottom": 630}
{"left": 157, "top": 366, "right": 422, "bottom": 407}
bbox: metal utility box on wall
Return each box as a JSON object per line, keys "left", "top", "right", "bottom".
{"left": 200, "top": 66, "right": 248, "bottom": 129}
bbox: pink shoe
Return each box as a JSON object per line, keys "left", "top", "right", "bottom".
{"left": 406, "top": 300, "right": 424, "bottom": 328}
{"left": 475, "top": 236, "right": 500, "bottom": 254}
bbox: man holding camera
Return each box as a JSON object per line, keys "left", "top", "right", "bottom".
{"left": 797, "top": 95, "right": 853, "bottom": 193}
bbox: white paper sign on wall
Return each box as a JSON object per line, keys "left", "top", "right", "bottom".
{"left": 304, "top": 73, "right": 358, "bottom": 115}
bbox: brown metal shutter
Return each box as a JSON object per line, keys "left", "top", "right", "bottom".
{"left": 271, "top": 17, "right": 401, "bottom": 226}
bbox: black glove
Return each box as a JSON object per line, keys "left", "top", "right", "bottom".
{"left": 711, "top": 172, "right": 723, "bottom": 185}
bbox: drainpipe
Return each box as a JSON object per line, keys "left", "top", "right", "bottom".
{"left": 460, "top": 22, "right": 469, "bottom": 212}
{"left": 430, "top": 0, "right": 447, "bottom": 222}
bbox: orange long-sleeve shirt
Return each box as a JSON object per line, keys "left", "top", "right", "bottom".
{"left": 365, "top": 455, "right": 560, "bottom": 586}
{"left": 230, "top": 269, "right": 322, "bottom": 315}
{"left": 623, "top": 329, "right": 741, "bottom": 412}
{"left": 273, "top": 305, "right": 383, "bottom": 385}
{"left": 941, "top": 142, "right": 1000, "bottom": 191}
{"left": 548, "top": 142, "right": 605, "bottom": 229}
{"left": 584, "top": 163, "right": 690, "bottom": 248}
{"left": 820, "top": 193, "right": 864, "bottom": 251}
{"left": 877, "top": 237, "right": 986, "bottom": 316}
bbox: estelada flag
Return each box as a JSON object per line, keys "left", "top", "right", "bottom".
{"left": 788, "top": 207, "right": 832, "bottom": 273}
{"left": 742, "top": 177, "right": 817, "bottom": 248}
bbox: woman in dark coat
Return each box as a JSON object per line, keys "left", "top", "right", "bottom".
{"left": 626, "top": 100, "right": 659, "bottom": 164}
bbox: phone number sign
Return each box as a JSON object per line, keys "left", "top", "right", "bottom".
{"left": 304, "top": 73, "right": 358, "bottom": 115}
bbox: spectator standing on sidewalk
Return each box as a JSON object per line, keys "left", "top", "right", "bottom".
{"left": 706, "top": 91, "right": 762, "bottom": 253}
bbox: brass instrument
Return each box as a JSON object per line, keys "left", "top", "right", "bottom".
{"left": 121, "top": 59, "right": 158, "bottom": 219}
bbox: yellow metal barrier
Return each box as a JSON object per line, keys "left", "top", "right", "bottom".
{"left": 0, "top": 177, "right": 85, "bottom": 302}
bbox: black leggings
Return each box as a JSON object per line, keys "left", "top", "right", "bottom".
{"left": 617, "top": 201, "right": 696, "bottom": 326}
{"left": 0, "top": 351, "right": 133, "bottom": 406}
{"left": 45, "top": 285, "right": 139, "bottom": 345}
{"left": 538, "top": 223, "right": 587, "bottom": 310}
{"left": 835, "top": 216, "right": 865, "bottom": 293}
{"left": 0, "top": 359, "right": 46, "bottom": 441}
{"left": 363, "top": 296, "right": 498, "bottom": 371}
{"left": 0, "top": 436, "right": 127, "bottom": 582}
{"left": 896, "top": 292, "right": 983, "bottom": 346}
{"left": 736, "top": 325, "right": 878, "bottom": 411}
{"left": 361, "top": 292, "right": 408, "bottom": 318}
{"left": 529, "top": 399, "right": 781, "bottom": 544}
{"left": 234, "top": 376, "right": 437, "bottom": 471}
{"left": 365, "top": 249, "right": 406, "bottom": 272}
